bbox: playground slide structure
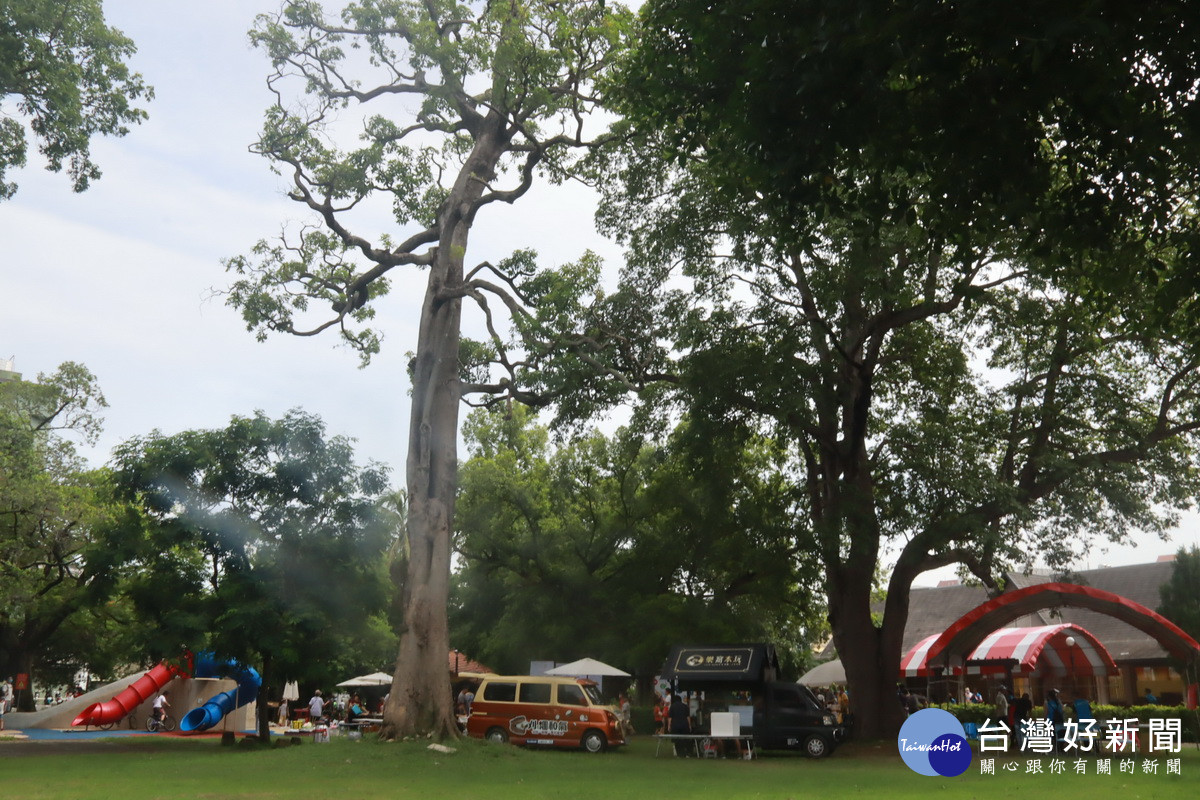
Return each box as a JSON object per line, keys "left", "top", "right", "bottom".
{"left": 72, "top": 661, "right": 187, "bottom": 728}
{"left": 180, "top": 654, "right": 262, "bottom": 732}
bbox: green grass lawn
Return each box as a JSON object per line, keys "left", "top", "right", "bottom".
{"left": 0, "top": 734, "right": 1195, "bottom": 799}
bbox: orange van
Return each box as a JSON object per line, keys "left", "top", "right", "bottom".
{"left": 465, "top": 675, "right": 625, "bottom": 752}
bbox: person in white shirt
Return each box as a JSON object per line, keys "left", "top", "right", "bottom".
{"left": 308, "top": 689, "right": 325, "bottom": 722}
{"left": 152, "top": 691, "right": 170, "bottom": 726}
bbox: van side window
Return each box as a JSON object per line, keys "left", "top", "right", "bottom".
{"left": 483, "top": 682, "right": 517, "bottom": 702}
{"left": 519, "top": 683, "right": 552, "bottom": 703}
{"left": 557, "top": 684, "right": 587, "bottom": 706}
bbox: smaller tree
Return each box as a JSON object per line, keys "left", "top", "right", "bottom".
{"left": 0, "top": 362, "right": 118, "bottom": 710}
{"left": 0, "top": 0, "right": 152, "bottom": 199}
{"left": 1159, "top": 545, "right": 1200, "bottom": 646}
{"left": 111, "top": 410, "right": 394, "bottom": 740}
{"left": 452, "top": 405, "right": 823, "bottom": 689}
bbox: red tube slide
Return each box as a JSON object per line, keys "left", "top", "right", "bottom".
{"left": 72, "top": 661, "right": 186, "bottom": 727}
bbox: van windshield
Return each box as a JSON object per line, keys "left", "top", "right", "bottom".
{"left": 558, "top": 683, "right": 604, "bottom": 706}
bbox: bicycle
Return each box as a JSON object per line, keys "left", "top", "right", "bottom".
{"left": 146, "top": 712, "right": 176, "bottom": 732}
{"left": 95, "top": 712, "right": 136, "bottom": 731}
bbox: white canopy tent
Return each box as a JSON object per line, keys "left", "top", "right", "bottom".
{"left": 544, "top": 657, "right": 630, "bottom": 677}
{"left": 543, "top": 658, "right": 630, "bottom": 695}
{"left": 336, "top": 671, "right": 392, "bottom": 687}
{"left": 797, "top": 659, "right": 846, "bottom": 687}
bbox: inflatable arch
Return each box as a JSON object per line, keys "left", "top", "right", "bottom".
{"left": 923, "top": 582, "right": 1200, "bottom": 672}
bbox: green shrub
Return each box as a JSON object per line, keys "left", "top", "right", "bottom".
{"left": 932, "top": 702, "right": 994, "bottom": 725}
{"left": 631, "top": 705, "right": 656, "bottom": 733}
{"left": 938, "top": 701, "right": 1199, "bottom": 741}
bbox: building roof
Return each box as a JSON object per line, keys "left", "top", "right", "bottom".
{"left": 449, "top": 650, "right": 493, "bottom": 675}
{"left": 1009, "top": 561, "right": 1178, "bottom": 662}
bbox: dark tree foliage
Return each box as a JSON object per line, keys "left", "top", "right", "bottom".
{"left": 451, "top": 406, "right": 823, "bottom": 688}
{"left": 625, "top": 1, "right": 1200, "bottom": 328}
{"left": 1158, "top": 545, "right": 1200, "bottom": 650}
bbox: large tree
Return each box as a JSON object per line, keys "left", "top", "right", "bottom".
{"left": 452, "top": 405, "right": 821, "bottom": 687}
{"left": 224, "top": 0, "right": 631, "bottom": 739}
{"left": 618, "top": 1, "right": 1200, "bottom": 329}
{"left": 0, "top": 0, "right": 152, "bottom": 199}
{"left": 111, "top": 409, "right": 394, "bottom": 740}
{"left": 580, "top": 2, "right": 1200, "bottom": 739}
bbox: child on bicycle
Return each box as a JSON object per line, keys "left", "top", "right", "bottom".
{"left": 152, "top": 691, "right": 171, "bottom": 728}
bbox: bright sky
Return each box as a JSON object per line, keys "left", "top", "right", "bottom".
{"left": 0, "top": 1, "right": 1193, "bottom": 580}
{"left": 0, "top": 0, "right": 620, "bottom": 478}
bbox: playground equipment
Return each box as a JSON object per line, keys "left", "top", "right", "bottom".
{"left": 72, "top": 661, "right": 187, "bottom": 728}
{"left": 180, "top": 654, "right": 262, "bottom": 732}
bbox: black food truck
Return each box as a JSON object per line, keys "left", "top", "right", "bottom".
{"left": 660, "top": 643, "right": 846, "bottom": 758}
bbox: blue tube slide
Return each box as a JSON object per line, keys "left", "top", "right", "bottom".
{"left": 180, "top": 653, "right": 262, "bottom": 732}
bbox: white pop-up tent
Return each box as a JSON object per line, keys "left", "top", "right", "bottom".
{"left": 797, "top": 659, "right": 846, "bottom": 687}
{"left": 336, "top": 672, "right": 392, "bottom": 687}
{"left": 544, "top": 657, "right": 630, "bottom": 694}
{"left": 545, "top": 658, "right": 630, "bottom": 677}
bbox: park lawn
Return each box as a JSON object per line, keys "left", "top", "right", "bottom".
{"left": 0, "top": 734, "right": 1195, "bottom": 800}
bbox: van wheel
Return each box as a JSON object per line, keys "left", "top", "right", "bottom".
{"left": 803, "top": 734, "right": 830, "bottom": 758}
{"left": 581, "top": 730, "right": 606, "bottom": 753}
{"left": 486, "top": 727, "right": 509, "bottom": 744}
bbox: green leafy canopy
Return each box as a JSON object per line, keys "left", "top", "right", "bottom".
{"left": 0, "top": 0, "right": 152, "bottom": 199}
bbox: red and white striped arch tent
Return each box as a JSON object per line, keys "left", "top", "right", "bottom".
{"left": 900, "top": 623, "right": 1118, "bottom": 678}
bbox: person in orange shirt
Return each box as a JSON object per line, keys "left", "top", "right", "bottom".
{"left": 653, "top": 695, "right": 669, "bottom": 734}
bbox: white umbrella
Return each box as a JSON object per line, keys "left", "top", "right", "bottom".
{"left": 797, "top": 659, "right": 846, "bottom": 687}
{"left": 337, "top": 671, "right": 393, "bottom": 687}
{"left": 544, "top": 657, "right": 630, "bottom": 677}
{"left": 282, "top": 681, "right": 300, "bottom": 701}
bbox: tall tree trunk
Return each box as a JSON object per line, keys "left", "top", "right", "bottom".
{"left": 258, "top": 652, "right": 273, "bottom": 742}
{"left": 828, "top": 572, "right": 907, "bottom": 740}
{"left": 381, "top": 252, "right": 462, "bottom": 741}
{"left": 13, "top": 649, "right": 35, "bottom": 712}
{"left": 381, "top": 128, "right": 501, "bottom": 739}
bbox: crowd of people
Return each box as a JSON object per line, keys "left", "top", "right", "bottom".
{"left": 813, "top": 686, "right": 851, "bottom": 723}
{"left": 912, "top": 681, "right": 1104, "bottom": 748}
{"left": 288, "top": 688, "right": 387, "bottom": 727}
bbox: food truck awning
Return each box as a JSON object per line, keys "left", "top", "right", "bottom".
{"left": 660, "top": 644, "right": 779, "bottom": 683}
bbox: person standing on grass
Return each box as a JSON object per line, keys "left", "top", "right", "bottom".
{"left": 617, "top": 693, "right": 634, "bottom": 737}
{"left": 456, "top": 685, "right": 475, "bottom": 715}
{"left": 1045, "top": 688, "right": 1065, "bottom": 749}
{"left": 668, "top": 693, "right": 692, "bottom": 756}
{"left": 654, "top": 694, "right": 669, "bottom": 734}
{"left": 1071, "top": 693, "right": 1093, "bottom": 723}
{"left": 308, "top": 689, "right": 325, "bottom": 723}
{"left": 1014, "top": 692, "right": 1033, "bottom": 748}
{"left": 994, "top": 686, "right": 1009, "bottom": 724}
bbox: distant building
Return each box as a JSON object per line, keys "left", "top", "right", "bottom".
{"left": 0, "top": 356, "right": 19, "bottom": 383}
